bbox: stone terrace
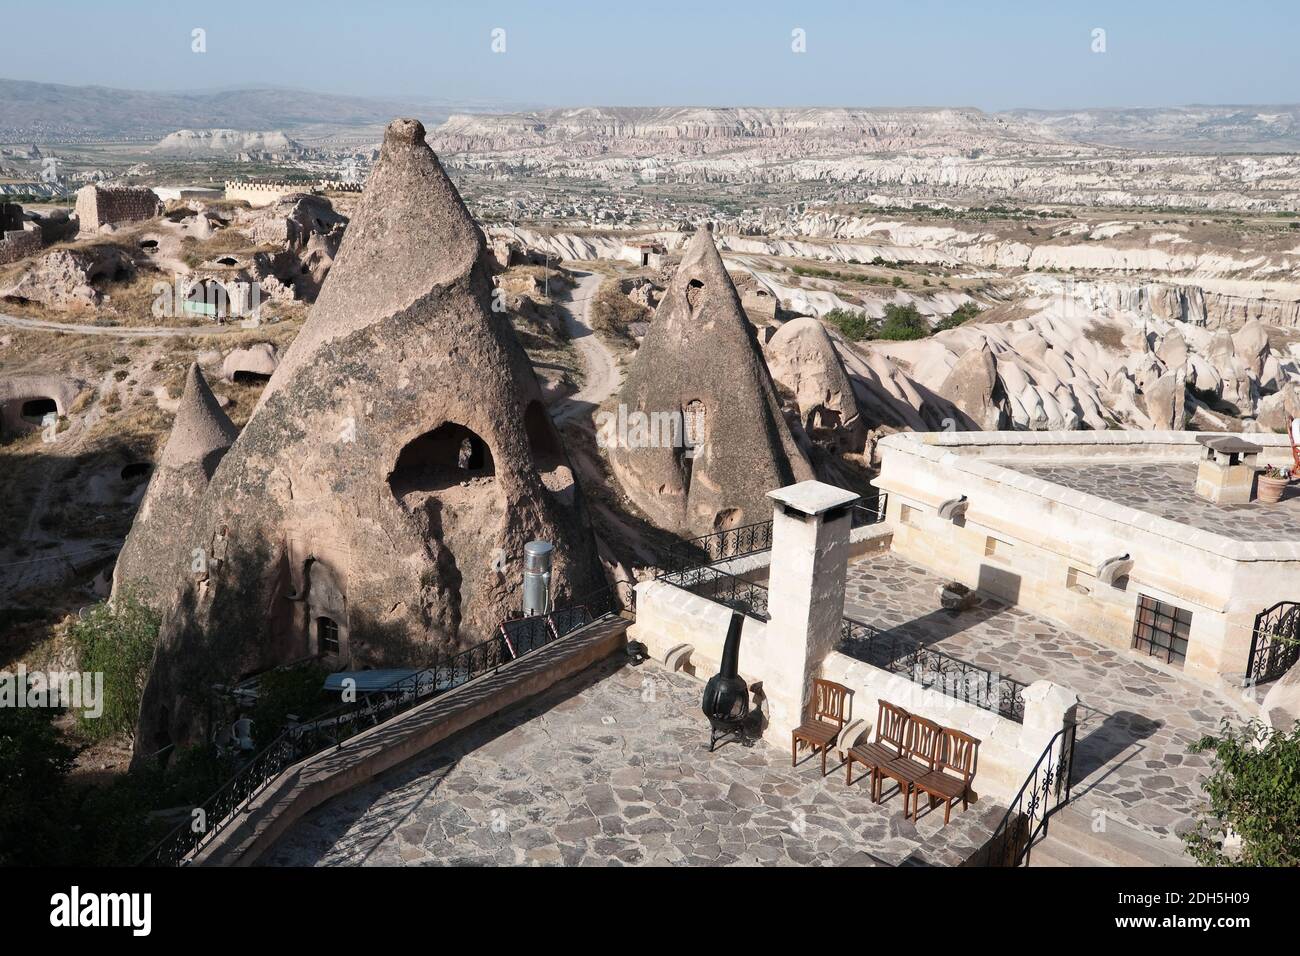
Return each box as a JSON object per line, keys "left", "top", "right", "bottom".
{"left": 1007, "top": 460, "right": 1300, "bottom": 541}
{"left": 842, "top": 552, "right": 1248, "bottom": 845}
{"left": 261, "top": 657, "right": 993, "bottom": 867}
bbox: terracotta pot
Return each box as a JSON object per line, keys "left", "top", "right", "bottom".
{"left": 1257, "top": 475, "right": 1288, "bottom": 504}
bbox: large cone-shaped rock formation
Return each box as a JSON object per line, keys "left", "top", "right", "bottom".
{"left": 113, "top": 364, "right": 238, "bottom": 605}
{"left": 608, "top": 228, "right": 813, "bottom": 537}
{"left": 132, "top": 119, "right": 602, "bottom": 757}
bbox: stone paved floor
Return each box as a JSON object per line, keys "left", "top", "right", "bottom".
{"left": 842, "top": 553, "right": 1248, "bottom": 843}
{"left": 262, "top": 658, "right": 946, "bottom": 867}
{"left": 1009, "top": 460, "right": 1300, "bottom": 540}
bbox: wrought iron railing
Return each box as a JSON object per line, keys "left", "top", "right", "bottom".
{"left": 662, "top": 519, "right": 774, "bottom": 573}
{"left": 660, "top": 492, "right": 888, "bottom": 574}
{"left": 140, "top": 581, "right": 634, "bottom": 867}
{"left": 657, "top": 564, "right": 770, "bottom": 621}
{"left": 977, "top": 722, "right": 1078, "bottom": 866}
{"left": 838, "top": 618, "right": 1028, "bottom": 723}
{"left": 851, "top": 493, "right": 889, "bottom": 528}
{"left": 1248, "top": 601, "right": 1300, "bottom": 685}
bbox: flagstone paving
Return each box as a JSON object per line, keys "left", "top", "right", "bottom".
{"left": 1009, "top": 460, "right": 1300, "bottom": 541}
{"left": 263, "top": 658, "right": 974, "bottom": 867}
{"left": 842, "top": 553, "right": 1250, "bottom": 845}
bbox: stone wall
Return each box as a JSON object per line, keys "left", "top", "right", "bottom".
{"left": 75, "top": 185, "right": 163, "bottom": 232}
{"left": 630, "top": 574, "right": 1078, "bottom": 804}
{"left": 224, "top": 181, "right": 317, "bottom": 208}
{"left": 0, "top": 226, "right": 41, "bottom": 265}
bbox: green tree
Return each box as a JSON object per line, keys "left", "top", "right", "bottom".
{"left": 934, "top": 301, "right": 983, "bottom": 332}
{"left": 0, "top": 706, "right": 77, "bottom": 865}
{"left": 68, "top": 590, "right": 160, "bottom": 740}
{"left": 1183, "top": 718, "right": 1300, "bottom": 866}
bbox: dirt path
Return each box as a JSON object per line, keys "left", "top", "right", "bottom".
{"left": 0, "top": 312, "right": 252, "bottom": 338}
{"left": 552, "top": 272, "right": 621, "bottom": 425}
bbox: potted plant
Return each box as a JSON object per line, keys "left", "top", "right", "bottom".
{"left": 1257, "top": 465, "right": 1291, "bottom": 504}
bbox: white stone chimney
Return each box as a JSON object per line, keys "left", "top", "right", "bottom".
{"left": 760, "top": 481, "right": 859, "bottom": 740}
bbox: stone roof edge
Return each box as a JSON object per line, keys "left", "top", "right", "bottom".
{"left": 877, "top": 431, "right": 1300, "bottom": 562}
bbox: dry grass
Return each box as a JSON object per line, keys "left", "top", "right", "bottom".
{"left": 589, "top": 278, "right": 650, "bottom": 344}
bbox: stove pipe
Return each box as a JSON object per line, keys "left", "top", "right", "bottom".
{"left": 702, "top": 611, "right": 749, "bottom": 736}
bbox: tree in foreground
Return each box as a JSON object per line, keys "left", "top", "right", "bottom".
{"left": 1183, "top": 718, "right": 1300, "bottom": 866}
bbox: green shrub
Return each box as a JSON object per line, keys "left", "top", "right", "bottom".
{"left": 251, "top": 662, "right": 333, "bottom": 742}
{"left": 1183, "top": 719, "right": 1300, "bottom": 866}
{"left": 0, "top": 706, "right": 77, "bottom": 865}
{"left": 68, "top": 591, "right": 160, "bottom": 740}
{"left": 823, "top": 308, "right": 874, "bottom": 342}
{"left": 934, "top": 301, "right": 983, "bottom": 332}
{"left": 877, "top": 303, "right": 929, "bottom": 341}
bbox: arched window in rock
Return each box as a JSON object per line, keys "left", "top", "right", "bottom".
{"left": 388, "top": 422, "right": 495, "bottom": 499}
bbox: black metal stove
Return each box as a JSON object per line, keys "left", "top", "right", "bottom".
{"left": 701, "top": 611, "right": 752, "bottom": 752}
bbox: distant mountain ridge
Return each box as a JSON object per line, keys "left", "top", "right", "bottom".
{"left": 999, "top": 105, "right": 1300, "bottom": 151}
{"left": 435, "top": 104, "right": 1300, "bottom": 153}
{"left": 4, "top": 77, "right": 1299, "bottom": 152}
{"left": 0, "top": 78, "right": 462, "bottom": 138}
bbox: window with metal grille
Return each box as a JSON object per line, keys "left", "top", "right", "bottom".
{"left": 317, "top": 617, "right": 340, "bottom": 655}
{"left": 1131, "top": 594, "right": 1191, "bottom": 666}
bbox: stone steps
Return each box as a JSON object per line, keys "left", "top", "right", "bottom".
{"left": 1027, "top": 804, "right": 1191, "bottom": 867}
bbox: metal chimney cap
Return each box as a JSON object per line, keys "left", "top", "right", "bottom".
{"left": 523, "top": 540, "right": 554, "bottom": 571}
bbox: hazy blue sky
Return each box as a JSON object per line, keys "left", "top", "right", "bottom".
{"left": 11, "top": 0, "right": 1300, "bottom": 110}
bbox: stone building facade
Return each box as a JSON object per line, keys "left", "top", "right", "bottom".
{"left": 74, "top": 185, "right": 163, "bottom": 233}
{"left": 872, "top": 430, "right": 1300, "bottom": 693}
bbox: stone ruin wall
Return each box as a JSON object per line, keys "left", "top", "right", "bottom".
{"left": 0, "top": 202, "right": 41, "bottom": 265}
{"left": 75, "top": 186, "right": 163, "bottom": 233}
{"left": 224, "top": 181, "right": 318, "bottom": 208}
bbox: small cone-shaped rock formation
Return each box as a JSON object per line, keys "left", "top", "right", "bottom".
{"left": 113, "top": 364, "right": 237, "bottom": 604}
{"left": 765, "top": 315, "right": 867, "bottom": 454}
{"left": 608, "top": 227, "right": 813, "bottom": 537}
{"left": 133, "top": 119, "right": 602, "bottom": 756}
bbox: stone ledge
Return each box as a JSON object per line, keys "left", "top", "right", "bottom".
{"left": 193, "top": 616, "right": 630, "bottom": 866}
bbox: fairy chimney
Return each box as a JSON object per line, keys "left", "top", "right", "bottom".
{"left": 607, "top": 227, "right": 813, "bottom": 537}
{"left": 133, "top": 118, "right": 603, "bottom": 757}
{"left": 112, "top": 364, "right": 237, "bottom": 605}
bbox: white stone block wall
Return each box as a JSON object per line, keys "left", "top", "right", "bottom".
{"left": 822, "top": 653, "right": 1077, "bottom": 803}
{"left": 873, "top": 431, "right": 1300, "bottom": 692}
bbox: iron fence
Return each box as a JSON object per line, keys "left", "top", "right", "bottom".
{"left": 838, "top": 618, "right": 1027, "bottom": 723}
{"left": 977, "top": 721, "right": 1077, "bottom": 866}
{"left": 851, "top": 493, "right": 889, "bottom": 528}
{"left": 660, "top": 492, "right": 888, "bottom": 574}
{"left": 140, "top": 581, "right": 634, "bottom": 867}
{"left": 662, "top": 519, "right": 774, "bottom": 573}
{"left": 1248, "top": 601, "right": 1300, "bottom": 685}
{"left": 658, "top": 564, "right": 770, "bottom": 621}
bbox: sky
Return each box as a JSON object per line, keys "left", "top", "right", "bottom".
{"left": 9, "top": 0, "right": 1300, "bottom": 111}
